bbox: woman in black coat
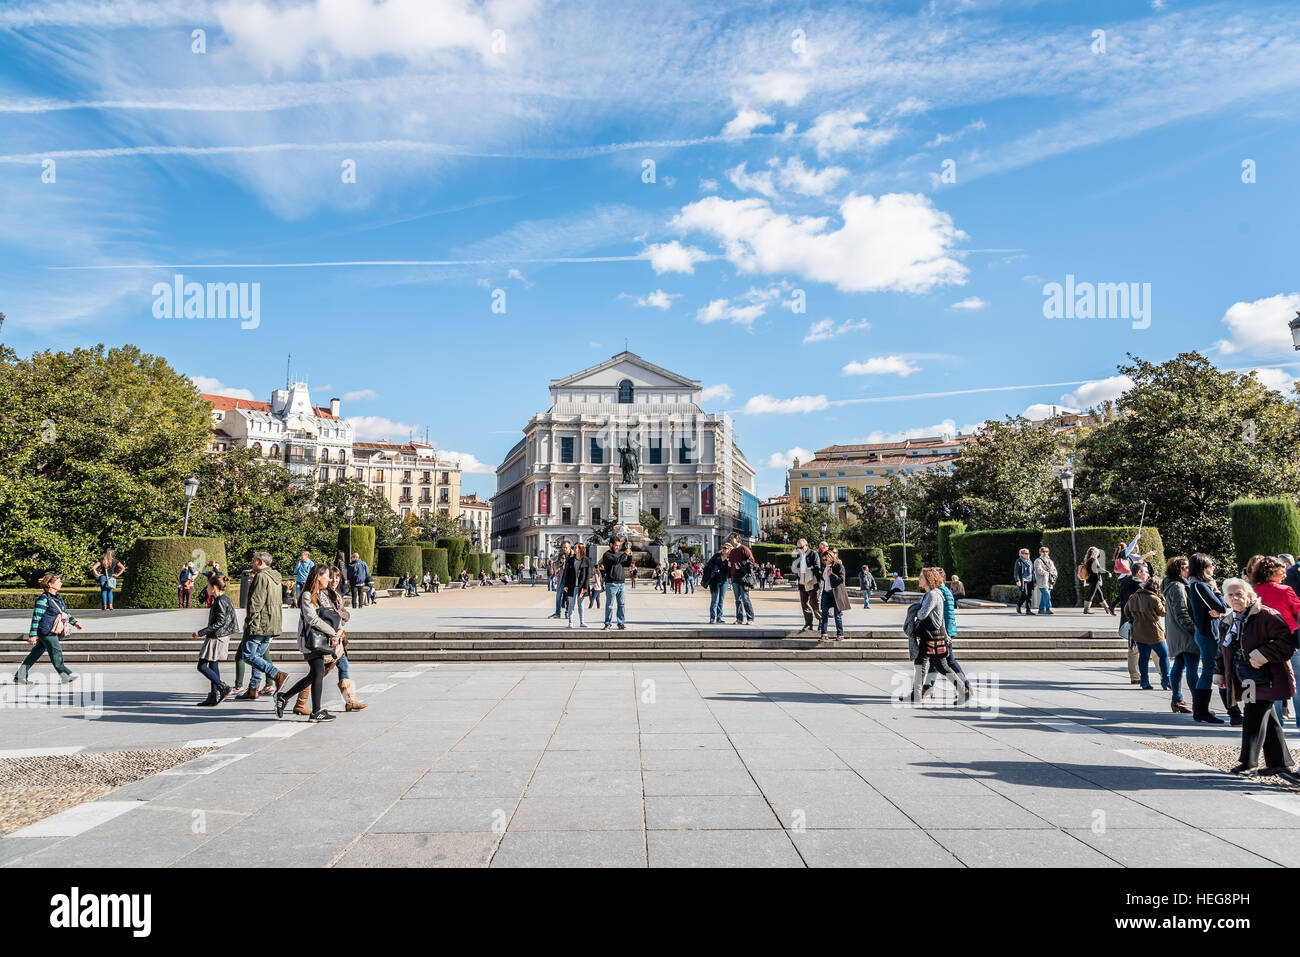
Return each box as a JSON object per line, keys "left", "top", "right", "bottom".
{"left": 1214, "top": 578, "right": 1300, "bottom": 783}
{"left": 1082, "top": 546, "right": 1115, "bottom": 615}
{"left": 193, "top": 574, "right": 238, "bottom": 706}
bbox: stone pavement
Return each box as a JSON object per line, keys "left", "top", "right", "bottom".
{"left": 4, "top": 660, "right": 1300, "bottom": 867}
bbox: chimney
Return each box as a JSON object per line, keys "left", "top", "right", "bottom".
{"left": 330, "top": 397, "right": 341, "bottom": 417}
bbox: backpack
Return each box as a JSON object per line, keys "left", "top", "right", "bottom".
{"left": 700, "top": 556, "right": 720, "bottom": 589}
{"left": 1076, "top": 563, "right": 1088, "bottom": 582}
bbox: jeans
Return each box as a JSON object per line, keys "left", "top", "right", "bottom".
{"left": 861, "top": 586, "right": 871, "bottom": 609}
{"left": 197, "top": 659, "right": 223, "bottom": 692}
{"left": 1273, "top": 647, "right": 1300, "bottom": 730}
{"left": 1037, "top": 586, "right": 1052, "bottom": 613}
{"left": 604, "top": 583, "right": 626, "bottom": 627}
{"left": 350, "top": 585, "right": 363, "bottom": 608}
{"left": 1194, "top": 629, "right": 1217, "bottom": 690}
{"left": 240, "top": 635, "right": 279, "bottom": 685}
{"left": 100, "top": 586, "right": 113, "bottom": 608}
{"left": 686, "top": 577, "right": 695, "bottom": 594}
{"left": 1137, "top": 640, "right": 1170, "bottom": 688}
{"left": 564, "top": 592, "right": 586, "bottom": 626}
{"left": 819, "top": 590, "right": 843, "bottom": 636}
{"left": 709, "top": 581, "right": 729, "bottom": 622}
{"left": 554, "top": 583, "right": 565, "bottom": 617}
{"left": 335, "top": 651, "right": 350, "bottom": 681}
{"left": 733, "top": 580, "right": 754, "bottom": 622}
{"left": 16, "top": 634, "right": 71, "bottom": 679}
{"left": 1170, "top": 650, "right": 1199, "bottom": 703}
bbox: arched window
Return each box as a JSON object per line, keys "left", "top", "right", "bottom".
{"left": 270, "top": 444, "right": 280, "bottom": 458}
{"left": 617, "top": 379, "right": 634, "bottom": 404}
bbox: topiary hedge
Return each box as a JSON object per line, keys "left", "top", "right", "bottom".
{"left": 1229, "top": 498, "right": 1300, "bottom": 570}
{"left": 337, "top": 526, "right": 376, "bottom": 569}
{"left": 462, "top": 552, "right": 480, "bottom": 578}
{"left": 948, "top": 529, "right": 1040, "bottom": 601}
{"left": 887, "top": 543, "right": 924, "bottom": 577}
{"left": 937, "top": 521, "right": 966, "bottom": 576}
{"left": 477, "top": 551, "right": 496, "bottom": 574}
{"left": 1040, "top": 525, "right": 1165, "bottom": 608}
{"left": 0, "top": 587, "right": 101, "bottom": 610}
{"left": 438, "top": 536, "right": 468, "bottom": 579}
{"left": 506, "top": 551, "right": 528, "bottom": 573}
{"left": 836, "top": 547, "right": 886, "bottom": 579}
{"left": 377, "top": 545, "right": 422, "bottom": 579}
{"left": 120, "top": 537, "right": 228, "bottom": 609}
{"left": 423, "top": 546, "right": 449, "bottom": 582}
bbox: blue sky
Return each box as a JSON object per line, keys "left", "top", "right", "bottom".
{"left": 2, "top": 0, "right": 1299, "bottom": 500}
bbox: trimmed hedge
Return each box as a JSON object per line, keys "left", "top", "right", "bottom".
{"left": 836, "top": 547, "right": 886, "bottom": 579}
{"left": 990, "top": 584, "right": 1021, "bottom": 605}
{"left": 1040, "top": 525, "right": 1165, "bottom": 608}
{"left": 119, "top": 537, "right": 229, "bottom": 609}
{"left": 422, "top": 546, "right": 449, "bottom": 582}
{"left": 462, "top": 553, "right": 480, "bottom": 577}
{"left": 0, "top": 587, "right": 102, "bottom": 610}
{"left": 377, "top": 545, "right": 422, "bottom": 578}
{"left": 437, "top": 537, "right": 468, "bottom": 579}
{"left": 506, "top": 552, "right": 528, "bottom": 573}
{"left": 937, "top": 521, "right": 966, "bottom": 576}
{"left": 1230, "top": 498, "right": 1300, "bottom": 570}
{"left": 337, "top": 526, "right": 376, "bottom": 569}
{"left": 949, "top": 529, "right": 1041, "bottom": 601}
{"left": 477, "top": 552, "right": 496, "bottom": 574}
{"left": 887, "top": 543, "right": 924, "bottom": 576}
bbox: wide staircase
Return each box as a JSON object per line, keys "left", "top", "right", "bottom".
{"left": 1, "top": 628, "right": 1127, "bottom": 663}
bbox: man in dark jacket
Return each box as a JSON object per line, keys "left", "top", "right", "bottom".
{"left": 601, "top": 538, "right": 633, "bottom": 630}
{"left": 1013, "top": 548, "right": 1034, "bottom": 615}
{"left": 237, "top": 552, "right": 289, "bottom": 700}
{"left": 348, "top": 553, "right": 370, "bottom": 608}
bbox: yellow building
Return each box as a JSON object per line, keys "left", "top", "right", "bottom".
{"left": 352, "top": 441, "right": 462, "bottom": 522}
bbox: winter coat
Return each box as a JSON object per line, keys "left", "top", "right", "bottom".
{"left": 1215, "top": 601, "right": 1298, "bottom": 704}
{"left": 244, "top": 567, "right": 283, "bottom": 637}
{"left": 1189, "top": 579, "right": 1226, "bottom": 642}
{"left": 1126, "top": 587, "right": 1166, "bottom": 645}
{"left": 1257, "top": 581, "right": 1300, "bottom": 633}
{"left": 1013, "top": 556, "right": 1033, "bottom": 584}
{"left": 1032, "top": 556, "right": 1057, "bottom": 589}
{"left": 1161, "top": 577, "right": 1197, "bottom": 658}
{"left": 824, "top": 560, "right": 850, "bottom": 612}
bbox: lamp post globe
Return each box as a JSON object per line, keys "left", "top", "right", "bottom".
{"left": 1290, "top": 310, "right": 1300, "bottom": 351}
{"left": 1060, "top": 469, "right": 1082, "bottom": 605}
{"left": 182, "top": 476, "right": 199, "bottom": 536}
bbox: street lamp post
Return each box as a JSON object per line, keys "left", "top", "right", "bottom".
{"left": 820, "top": 521, "right": 827, "bottom": 544}
{"left": 345, "top": 504, "right": 355, "bottom": 559}
{"left": 1289, "top": 310, "right": 1300, "bottom": 350}
{"left": 182, "top": 477, "right": 199, "bottom": 536}
{"left": 1061, "top": 469, "right": 1082, "bottom": 606}
{"left": 898, "top": 505, "right": 909, "bottom": 579}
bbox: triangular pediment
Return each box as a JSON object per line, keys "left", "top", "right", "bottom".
{"left": 550, "top": 352, "right": 700, "bottom": 390}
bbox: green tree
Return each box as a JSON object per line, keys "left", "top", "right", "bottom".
{"left": 771, "top": 502, "right": 846, "bottom": 545}
{"left": 1074, "top": 352, "right": 1300, "bottom": 559}
{"left": 942, "top": 416, "right": 1070, "bottom": 530}
{"left": 638, "top": 509, "right": 664, "bottom": 544}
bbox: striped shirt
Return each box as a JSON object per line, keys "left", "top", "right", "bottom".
{"left": 30, "top": 593, "right": 77, "bottom": 638}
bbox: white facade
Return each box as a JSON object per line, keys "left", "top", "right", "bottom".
{"left": 204, "top": 382, "right": 352, "bottom": 483}
{"left": 460, "top": 495, "right": 493, "bottom": 549}
{"left": 492, "top": 352, "right": 756, "bottom": 562}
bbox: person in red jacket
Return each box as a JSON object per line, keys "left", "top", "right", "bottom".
{"left": 726, "top": 534, "right": 756, "bottom": 625}
{"left": 1253, "top": 556, "right": 1300, "bottom": 729}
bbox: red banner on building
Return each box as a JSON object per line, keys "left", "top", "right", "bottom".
{"left": 701, "top": 482, "right": 714, "bottom": 515}
{"left": 538, "top": 482, "right": 550, "bottom": 514}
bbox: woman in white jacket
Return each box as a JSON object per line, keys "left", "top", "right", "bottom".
{"left": 908, "top": 568, "right": 969, "bottom": 705}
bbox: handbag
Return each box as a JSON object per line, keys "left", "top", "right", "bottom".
{"left": 1118, "top": 620, "right": 1132, "bottom": 642}
{"left": 302, "top": 605, "right": 341, "bottom": 658}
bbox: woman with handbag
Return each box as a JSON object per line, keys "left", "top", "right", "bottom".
{"left": 290, "top": 567, "right": 367, "bottom": 715}
{"left": 819, "top": 547, "right": 850, "bottom": 640}
{"left": 91, "top": 548, "right": 126, "bottom": 611}
{"left": 1189, "top": 553, "right": 1238, "bottom": 725}
{"left": 275, "top": 566, "right": 340, "bottom": 722}
{"left": 15, "top": 572, "right": 82, "bottom": 684}
{"left": 908, "top": 568, "right": 967, "bottom": 705}
{"left": 1213, "top": 579, "right": 1300, "bottom": 783}
{"left": 192, "top": 574, "right": 236, "bottom": 706}
{"left": 1081, "top": 546, "right": 1115, "bottom": 615}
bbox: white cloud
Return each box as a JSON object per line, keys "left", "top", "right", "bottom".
{"left": 721, "top": 108, "right": 774, "bottom": 140}
{"left": 642, "top": 240, "right": 709, "bottom": 274}
{"left": 891, "top": 97, "right": 930, "bottom": 117}
{"left": 738, "top": 70, "right": 810, "bottom": 106}
{"left": 949, "top": 296, "right": 987, "bottom": 311}
{"left": 1249, "top": 368, "right": 1298, "bottom": 394}
{"left": 347, "top": 415, "right": 422, "bottom": 442}
{"left": 1214, "top": 292, "right": 1300, "bottom": 355}
{"left": 764, "top": 446, "right": 812, "bottom": 469}
{"left": 803, "top": 317, "right": 871, "bottom": 343}
{"left": 742, "top": 394, "right": 830, "bottom": 414}
{"left": 1061, "top": 375, "right": 1134, "bottom": 408}
{"left": 633, "top": 288, "right": 679, "bottom": 309}
{"left": 342, "top": 388, "right": 378, "bottom": 402}
{"left": 671, "top": 193, "right": 967, "bottom": 294}
{"left": 442, "top": 450, "right": 495, "bottom": 474}
{"left": 842, "top": 355, "right": 921, "bottom": 377}
{"left": 803, "top": 109, "right": 895, "bottom": 158}
{"left": 1022, "top": 402, "right": 1082, "bottom": 420}
{"left": 694, "top": 286, "right": 784, "bottom": 327}
{"left": 192, "top": 376, "right": 255, "bottom": 400}
{"left": 700, "top": 384, "right": 735, "bottom": 403}
{"left": 776, "top": 156, "right": 847, "bottom": 197}
{"left": 699, "top": 178, "right": 719, "bottom": 192}
{"left": 726, "top": 162, "right": 778, "bottom": 199}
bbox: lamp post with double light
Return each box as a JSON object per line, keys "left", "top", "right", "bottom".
{"left": 1061, "top": 468, "right": 1081, "bottom": 606}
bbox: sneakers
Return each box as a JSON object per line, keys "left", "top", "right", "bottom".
{"left": 60, "top": 672, "right": 78, "bottom": 684}
{"left": 274, "top": 692, "right": 288, "bottom": 719}
{"left": 236, "top": 688, "right": 259, "bottom": 700}
{"left": 308, "top": 710, "right": 336, "bottom": 722}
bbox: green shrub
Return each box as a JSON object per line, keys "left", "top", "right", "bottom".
{"left": 119, "top": 537, "right": 228, "bottom": 609}
{"left": 937, "top": 521, "right": 966, "bottom": 576}
{"left": 424, "top": 546, "right": 449, "bottom": 582}
{"left": 506, "top": 551, "right": 528, "bottom": 573}
{"left": 1039, "top": 525, "right": 1165, "bottom": 607}
{"left": 372, "top": 576, "right": 397, "bottom": 590}
{"left": 477, "top": 552, "right": 496, "bottom": 574}
{"left": 887, "top": 543, "right": 924, "bottom": 576}
{"left": 990, "top": 584, "right": 1021, "bottom": 605}
{"left": 948, "top": 529, "right": 1040, "bottom": 600}
{"left": 1229, "top": 498, "right": 1300, "bottom": 570}
{"left": 462, "top": 552, "right": 480, "bottom": 578}
{"left": 337, "top": 526, "right": 376, "bottom": 569}
{"left": 0, "top": 587, "right": 101, "bottom": 610}
{"left": 377, "top": 545, "right": 422, "bottom": 578}
{"left": 835, "top": 547, "right": 886, "bottom": 579}
{"left": 437, "top": 536, "right": 468, "bottom": 579}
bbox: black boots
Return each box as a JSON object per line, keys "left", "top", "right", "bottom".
{"left": 1220, "top": 689, "right": 1244, "bottom": 725}
{"left": 1192, "top": 688, "right": 1224, "bottom": 723}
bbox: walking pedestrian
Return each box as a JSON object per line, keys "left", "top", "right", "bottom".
{"left": 275, "top": 565, "right": 341, "bottom": 723}
{"left": 347, "top": 552, "right": 370, "bottom": 608}
{"left": 13, "top": 572, "right": 81, "bottom": 685}
{"left": 1126, "top": 568, "right": 1170, "bottom": 691}
{"left": 1213, "top": 578, "right": 1300, "bottom": 783}
{"left": 551, "top": 541, "right": 571, "bottom": 619}
{"left": 858, "top": 564, "right": 875, "bottom": 609}
{"left": 791, "top": 538, "right": 823, "bottom": 632}
{"left": 1189, "top": 552, "right": 1238, "bottom": 725}
{"left": 703, "top": 542, "right": 731, "bottom": 623}
{"left": 193, "top": 574, "right": 236, "bottom": 706}
{"left": 91, "top": 548, "right": 126, "bottom": 611}
{"left": 1162, "top": 556, "right": 1198, "bottom": 714}
{"left": 1013, "top": 548, "right": 1035, "bottom": 615}
{"left": 291, "top": 566, "right": 366, "bottom": 715}
{"left": 819, "top": 547, "right": 850, "bottom": 640}
{"left": 728, "top": 535, "right": 757, "bottom": 625}
{"left": 1033, "top": 547, "right": 1057, "bottom": 615}
{"left": 1252, "top": 556, "right": 1300, "bottom": 730}
{"left": 923, "top": 568, "right": 972, "bottom": 700}
{"left": 1081, "top": 546, "right": 1115, "bottom": 615}
{"left": 564, "top": 543, "right": 591, "bottom": 628}
{"left": 601, "top": 537, "right": 633, "bottom": 630}
{"left": 906, "top": 568, "right": 967, "bottom": 705}
{"left": 235, "top": 552, "right": 289, "bottom": 701}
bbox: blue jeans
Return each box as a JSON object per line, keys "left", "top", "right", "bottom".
{"left": 819, "top": 590, "right": 843, "bottom": 636}
{"left": 1138, "top": 640, "right": 1170, "bottom": 688}
{"left": 709, "top": 581, "right": 729, "bottom": 622}
{"left": 861, "top": 586, "right": 871, "bottom": 609}
{"left": 686, "top": 577, "right": 695, "bottom": 594}
{"left": 564, "top": 592, "right": 585, "bottom": 626}
{"left": 100, "top": 586, "right": 113, "bottom": 607}
{"left": 1273, "top": 647, "right": 1300, "bottom": 730}
{"left": 554, "top": 583, "right": 565, "bottom": 616}
{"left": 733, "top": 580, "right": 754, "bottom": 622}
{"left": 1037, "top": 586, "right": 1052, "bottom": 613}
{"left": 1194, "top": 629, "right": 1217, "bottom": 690}
{"left": 604, "top": 583, "right": 626, "bottom": 627}
{"left": 1169, "top": 650, "right": 1199, "bottom": 703}
{"left": 240, "top": 635, "right": 280, "bottom": 685}
{"left": 336, "top": 652, "right": 350, "bottom": 681}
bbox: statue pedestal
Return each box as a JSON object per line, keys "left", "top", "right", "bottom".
{"left": 616, "top": 484, "right": 640, "bottom": 525}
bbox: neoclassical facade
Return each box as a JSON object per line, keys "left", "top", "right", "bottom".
{"left": 492, "top": 352, "right": 756, "bottom": 561}
{"left": 204, "top": 382, "right": 352, "bottom": 483}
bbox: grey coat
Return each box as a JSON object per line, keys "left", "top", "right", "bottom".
{"left": 1161, "top": 577, "right": 1197, "bottom": 658}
